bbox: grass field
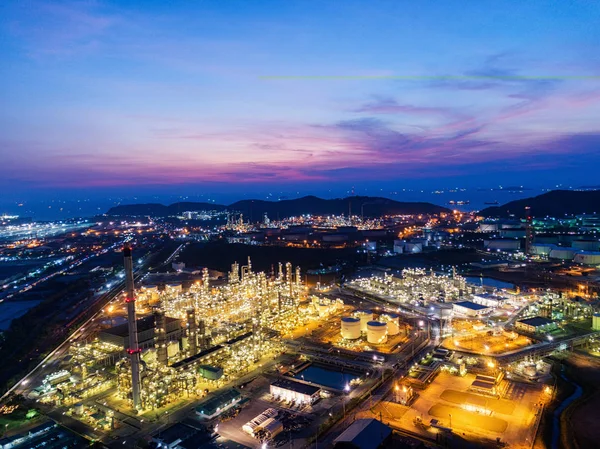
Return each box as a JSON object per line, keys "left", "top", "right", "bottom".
{"left": 428, "top": 403, "right": 508, "bottom": 433}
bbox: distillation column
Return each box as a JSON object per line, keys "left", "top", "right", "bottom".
{"left": 154, "top": 308, "right": 168, "bottom": 365}
{"left": 186, "top": 308, "right": 198, "bottom": 356}
{"left": 123, "top": 243, "right": 142, "bottom": 409}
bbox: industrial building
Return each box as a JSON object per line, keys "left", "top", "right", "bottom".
{"left": 333, "top": 419, "right": 392, "bottom": 449}
{"left": 270, "top": 378, "right": 321, "bottom": 404}
{"left": 472, "top": 293, "right": 508, "bottom": 308}
{"left": 195, "top": 389, "right": 242, "bottom": 419}
{"left": 515, "top": 317, "right": 558, "bottom": 334}
{"left": 452, "top": 301, "right": 491, "bottom": 317}
{"left": 98, "top": 315, "right": 183, "bottom": 350}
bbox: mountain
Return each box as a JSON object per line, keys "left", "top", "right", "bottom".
{"left": 106, "top": 195, "right": 449, "bottom": 218}
{"left": 106, "top": 202, "right": 225, "bottom": 217}
{"left": 479, "top": 190, "right": 600, "bottom": 218}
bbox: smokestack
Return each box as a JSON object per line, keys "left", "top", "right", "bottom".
{"left": 123, "top": 243, "right": 142, "bottom": 409}
{"left": 154, "top": 308, "right": 168, "bottom": 365}
{"left": 186, "top": 308, "right": 197, "bottom": 356}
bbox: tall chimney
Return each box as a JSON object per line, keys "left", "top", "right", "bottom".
{"left": 123, "top": 243, "right": 142, "bottom": 409}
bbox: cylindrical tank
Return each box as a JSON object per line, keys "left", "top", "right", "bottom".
{"left": 367, "top": 321, "right": 387, "bottom": 344}
{"left": 166, "top": 282, "right": 182, "bottom": 293}
{"left": 572, "top": 240, "right": 600, "bottom": 252}
{"left": 573, "top": 251, "right": 600, "bottom": 265}
{"left": 341, "top": 317, "right": 361, "bottom": 340}
{"left": 142, "top": 285, "right": 159, "bottom": 300}
{"left": 549, "top": 247, "right": 579, "bottom": 260}
{"left": 380, "top": 313, "right": 400, "bottom": 336}
{"left": 354, "top": 310, "right": 373, "bottom": 332}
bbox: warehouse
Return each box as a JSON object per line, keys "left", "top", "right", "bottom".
{"left": 270, "top": 379, "right": 320, "bottom": 404}
{"left": 452, "top": 301, "right": 491, "bottom": 317}
{"left": 515, "top": 317, "right": 557, "bottom": 334}
{"left": 472, "top": 293, "right": 508, "bottom": 308}
{"left": 333, "top": 419, "right": 392, "bottom": 449}
{"left": 195, "top": 389, "right": 241, "bottom": 420}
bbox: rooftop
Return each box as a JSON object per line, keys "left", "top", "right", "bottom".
{"left": 454, "top": 301, "right": 489, "bottom": 311}
{"left": 102, "top": 315, "right": 180, "bottom": 338}
{"left": 196, "top": 389, "right": 241, "bottom": 416}
{"left": 333, "top": 418, "right": 392, "bottom": 449}
{"left": 517, "top": 316, "right": 555, "bottom": 327}
{"left": 271, "top": 378, "right": 321, "bottom": 396}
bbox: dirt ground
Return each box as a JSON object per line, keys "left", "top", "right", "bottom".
{"left": 563, "top": 353, "right": 600, "bottom": 449}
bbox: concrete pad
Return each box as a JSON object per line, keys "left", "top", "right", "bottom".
{"left": 440, "top": 389, "right": 516, "bottom": 415}
{"left": 429, "top": 403, "right": 508, "bottom": 433}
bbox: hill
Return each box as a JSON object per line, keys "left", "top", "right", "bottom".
{"left": 479, "top": 190, "right": 600, "bottom": 218}
{"left": 106, "top": 195, "right": 449, "bottom": 219}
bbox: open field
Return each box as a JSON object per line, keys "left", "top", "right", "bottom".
{"left": 443, "top": 331, "right": 532, "bottom": 355}
{"left": 440, "top": 389, "right": 516, "bottom": 415}
{"left": 428, "top": 403, "right": 508, "bottom": 433}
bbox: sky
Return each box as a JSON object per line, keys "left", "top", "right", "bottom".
{"left": 1, "top": 0, "right": 600, "bottom": 211}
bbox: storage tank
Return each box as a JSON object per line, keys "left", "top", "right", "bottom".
{"left": 380, "top": 313, "right": 400, "bottom": 336}
{"left": 530, "top": 244, "right": 555, "bottom": 256}
{"left": 573, "top": 251, "right": 600, "bottom": 265}
{"left": 353, "top": 310, "right": 373, "bottom": 332}
{"left": 404, "top": 242, "right": 423, "bottom": 253}
{"left": 484, "top": 239, "right": 520, "bottom": 251}
{"left": 367, "top": 321, "right": 388, "bottom": 344}
{"left": 167, "top": 341, "right": 180, "bottom": 357}
{"left": 572, "top": 240, "right": 600, "bottom": 252}
{"left": 549, "top": 247, "right": 579, "bottom": 260}
{"left": 166, "top": 282, "right": 182, "bottom": 293}
{"left": 479, "top": 222, "right": 498, "bottom": 232}
{"left": 341, "top": 317, "right": 361, "bottom": 340}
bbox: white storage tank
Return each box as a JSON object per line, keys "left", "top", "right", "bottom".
{"left": 166, "top": 282, "right": 182, "bottom": 293}
{"left": 572, "top": 240, "right": 600, "bottom": 252}
{"left": 404, "top": 242, "right": 423, "bottom": 253}
{"left": 141, "top": 284, "right": 159, "bottom": 300}
{"left": 484, "top": 239, "right": 520, "bottom": 251}
{"left": 573, "top": 251, "right": 600, "bottom": 265}
{"left": 549, "top": 247, "right": 579, "bottom": 260}
{"left": 367, "top": 321, "right": 388, "bottom": 344}
{"left": 380, "top": 313, "right": 400, "bottom": 336}
{"left": 479, "top": 222, "right": 499, "bottom": 232}
{"left": 354, "top": 310, "right": 373, "bottom": 332}
{"left": 341, "top": 317, "right": 361, "bottom": 340}
{"left": 530, "top": 244, "right": 555, "bottom": 256}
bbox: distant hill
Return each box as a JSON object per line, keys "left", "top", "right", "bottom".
{"left": 106, "top": 195, "right": 449, "bottom": 219}
{"left": 479, "top": 190, "right": 600, "bottom": 218}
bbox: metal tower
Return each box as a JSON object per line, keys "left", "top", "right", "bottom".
{"left": 123, "top": 243, "right": 142, "bottom": 409}
{"left": 525, "top": 206, "right": 533, "bottom": 255}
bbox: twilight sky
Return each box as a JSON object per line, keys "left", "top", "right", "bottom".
{"left": 1, "top": 0, "right": 600, "bottom": 203}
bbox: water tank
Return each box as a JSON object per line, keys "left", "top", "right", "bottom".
{"left": 549, "top": 247, "right": 579, "bottom": 260}
{"left": 479, "top": 222, "right": 498, "bottom": 232}
{"left": 530, "top": 244, "right": 555, "bottom": 256}
{"left": 354, "top": 310, "right": 373, "bottom": 332}
{"left": 484, "top": 239, "right": 520, "bottom": 251}
{"left": 367, "top": 321, "right": 388, "bottom": 344}
{"left": 573, "top": 251, "right": 600, "bottom": 265}
{"left": 572, "top": 240, "right": 600, "bottom": 252}
{"left": 166, "top": 282, "right": 182, "bottom": 293}
{"left": 380, "top": 313, "right": 400, "bottom": 336}
{"left": 341, "top": 317, "right": 361, "bottom": 340}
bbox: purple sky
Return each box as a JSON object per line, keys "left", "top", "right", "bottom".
{"left": 1, "top": 0, "right": 600, "bottom": 203}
